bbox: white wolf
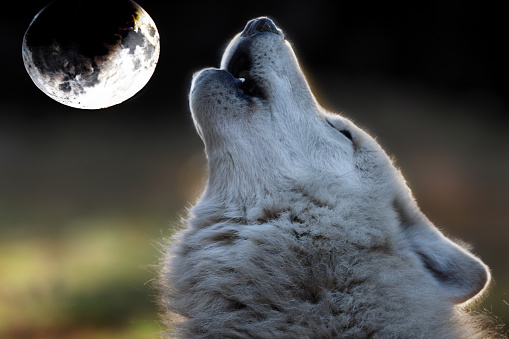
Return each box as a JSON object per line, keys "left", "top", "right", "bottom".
{"left": 161, "top": 17, "right": 505, "bottom": 338}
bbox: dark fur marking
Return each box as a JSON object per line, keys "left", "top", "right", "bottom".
{"left": 256, "top": 207, "right": 286, "bottom": 223}
{"left": 208, "top": 230, "right": 239, "bottom": 245}
{"left": 290, "top": 187, "right": 334, "bottom": 210}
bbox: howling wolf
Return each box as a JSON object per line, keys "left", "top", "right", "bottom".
{"left": 160, "top": 17, "right": 504, "bottom": 338}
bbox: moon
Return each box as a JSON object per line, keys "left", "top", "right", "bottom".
{"left": 22, "top": 0, "right": 160, "bottom": 110}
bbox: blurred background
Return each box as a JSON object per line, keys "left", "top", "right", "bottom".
{"left": 1, "top": 0, "right": 507, "bottom": 338}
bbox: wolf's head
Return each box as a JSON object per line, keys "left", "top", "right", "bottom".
{"left": 190, "top": 18, "right": 390, "bottom": 205}
{"left": 187, "top": 17, "right": 489, "bottom": 317}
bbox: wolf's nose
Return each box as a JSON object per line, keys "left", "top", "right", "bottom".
{"left": 240, "top": 17, "right": 282, "bottom": 38}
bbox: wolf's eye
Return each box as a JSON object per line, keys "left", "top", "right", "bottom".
{"left": 339, "top": 129, "right": 353, "bottom": 141}
{"left": 327, "top": 120, "right": 353, "bottom": 142}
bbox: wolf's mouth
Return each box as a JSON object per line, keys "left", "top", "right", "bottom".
{"left": 226, "top": 44, "right": 265, "bottom": 99}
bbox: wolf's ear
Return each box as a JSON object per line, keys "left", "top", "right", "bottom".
{"left": 395, "top": 197, "right": 490, "bottom": 304}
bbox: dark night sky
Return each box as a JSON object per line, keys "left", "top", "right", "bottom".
{"left": 1, "top": 1, "right": 507, "bottom": 122}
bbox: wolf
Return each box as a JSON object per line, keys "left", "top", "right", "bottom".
{"left": 160, "top": 17, "right": 505, "bottom": 338}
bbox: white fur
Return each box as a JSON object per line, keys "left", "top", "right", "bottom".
{"left": 160, "top": 17, "right": 505, "bottom": 338}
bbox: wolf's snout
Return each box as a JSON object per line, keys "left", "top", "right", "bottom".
{"left": 241, "top": 17, "right": 282, "bottom": 38}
